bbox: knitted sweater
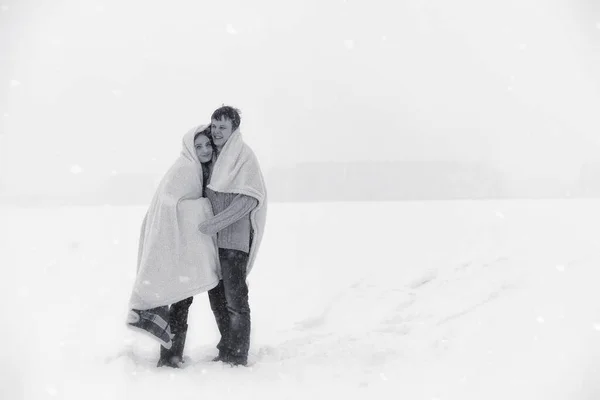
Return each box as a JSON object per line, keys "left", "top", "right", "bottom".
{"left": 199, "top": 188, "right": 257, "bottom": 253}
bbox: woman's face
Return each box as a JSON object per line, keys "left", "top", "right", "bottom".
{"left": 194, "top": 134, "right": 213, "bottom": 163}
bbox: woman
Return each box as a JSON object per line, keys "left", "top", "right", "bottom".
{"left": 126, "top": 126, "right": 220, "bottom": 368}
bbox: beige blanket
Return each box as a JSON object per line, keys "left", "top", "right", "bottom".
{"left": 208, "top": 130, "right": 267, "bottom": 275}
{"left": 129, "top": 125, "right": 221, "bottom": 310}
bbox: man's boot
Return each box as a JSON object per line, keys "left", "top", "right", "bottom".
{"left": 211, "top": 350, "right": 228, "bottom": 362}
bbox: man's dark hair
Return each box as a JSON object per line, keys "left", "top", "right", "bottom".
{"left": 211, "top": 106, "right": 241, "bottom": 131}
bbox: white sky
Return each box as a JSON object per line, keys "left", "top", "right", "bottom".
{"left": 1, "top": 0, "right": 600, "bottom": 194}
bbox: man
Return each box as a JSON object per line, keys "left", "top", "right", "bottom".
{"left": 198, "top": 106, "right": 267, "bottom": 366}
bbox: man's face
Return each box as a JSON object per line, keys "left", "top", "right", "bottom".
{"left": 210, "top": 117, "right": 234, "bottom": 148}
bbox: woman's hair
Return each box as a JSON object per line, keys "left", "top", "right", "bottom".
{"left": 194, "top": 127, "right": 215, "bottom": 146}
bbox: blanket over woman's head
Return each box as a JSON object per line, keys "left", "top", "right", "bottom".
{"left": 209, "top": 130, "right": 267, "bottom": 275}
{"left": 128, "top": 125, "right": 221, "bottom": 311}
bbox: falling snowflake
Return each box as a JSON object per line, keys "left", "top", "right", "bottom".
{"left": 379, "top": 372, "right": 388, "bottom": 381}
{"left": 9, "top": 80, "right": 21, "bottom": 87}
{"left": 344, "top": 40, "right": 355, "bottom": 50}
{"left": 1, "top": 5, "right": 8, "bottom": 11}
{"left": 226, "top": 24, "right": 238, "bottom": 35}
{"left": 44, "top": 259, "right": 58, "bottom": 274}
{"left": 45, "top": 387, "right": 58, "bottom": 397}
{"left": 536, "top": 316, "right": 545, "bottom": 324}
{"left": 143, "top": 280, "right": 151, "bottom": 285}
{"left": 3, "top": 113, "right": 8, "bottom": 117}
{"left": 70, "top": 165, "right": 83, "bottom": 174}
{"left": 179, "top": 276, "right": 191, "bottom": 283}
{"left": 495, "top": 211, "right": 505, "bottom": 219}
{"left": 555, "top": 264, "right": 565, "bottom": 272}
{"left": 111, "top": 170, "right": 118, "bottom": 175}
{"left": 112, "top": 89, "right": 123, "bottom": 97}
{"left": 382, "top": 36, "right": 387, "bottom": 41}
{"left": 519, "top": 43, "right": 527, "bottom": 50}
{"left": 596, "top": 22, "right": 600, "bottom": 30}
{"left": 593, "top": 323, "right": 600, "bottom": 331}
{"left": 113, "top": 239, "right": 120, "bottom": 245}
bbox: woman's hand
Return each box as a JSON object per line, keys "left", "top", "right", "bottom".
{"left": 198, "top": 222, "right": 216, "bottom": 235}
{"left": 198, "top": 222, "right": 209, "bottom": 234}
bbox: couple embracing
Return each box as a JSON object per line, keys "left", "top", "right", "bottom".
{"left": 126, "top": 106, "right": 267, "bottom": 368}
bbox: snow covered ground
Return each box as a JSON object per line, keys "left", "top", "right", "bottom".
{"left": 1, "top": 200, "right": 600, "bottom": 400}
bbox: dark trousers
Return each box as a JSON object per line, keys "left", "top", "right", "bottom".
{"left": 169, "top": 296, "right": 193, "bottom": 332}
{"left": 208, "top": 248, "right": 250, "bottom": 361}
{"left": 157, "top": 296, "right": 193, "bottom": 366}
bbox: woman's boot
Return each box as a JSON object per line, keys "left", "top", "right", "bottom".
{"left": 157, "top": 344, "right": 177, "bottom": 368}
{"left": 156, "top": 323, "right": 188, "bottom": 368}
{"left": 157, "top": 297, "right": 193, "bottom": 368}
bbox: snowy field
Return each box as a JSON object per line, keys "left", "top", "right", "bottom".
{"left": 1, "top": 200, "right": 600, "bottom": 400}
